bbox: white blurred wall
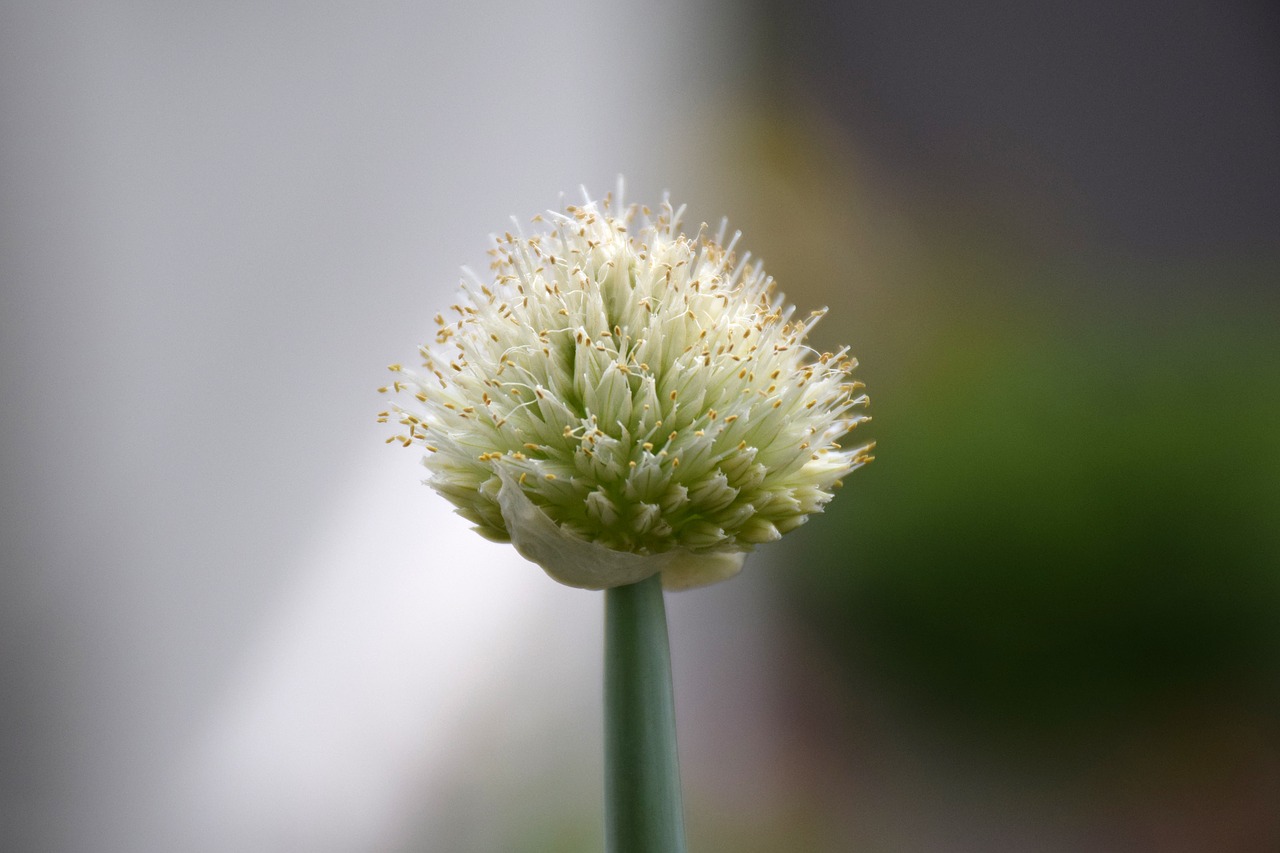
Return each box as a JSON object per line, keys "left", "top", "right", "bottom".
{"left": 0, "top": 2, "right": 749, "bottom": 850}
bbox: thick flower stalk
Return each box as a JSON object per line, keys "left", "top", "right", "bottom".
{"left": 382, "top": 190, "right": 871, "bottom": 590}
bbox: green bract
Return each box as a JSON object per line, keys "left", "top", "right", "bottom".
{"left": 383, "top": 191, "right": 871, "bottom": 589}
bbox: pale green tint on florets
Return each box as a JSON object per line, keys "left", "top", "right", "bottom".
{"left": 381, "top": 192, "right": 871, "bottom": 589}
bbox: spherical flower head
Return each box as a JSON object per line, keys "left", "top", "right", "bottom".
{"left": 382, "top": 189, "right": 872, "bottom": 590}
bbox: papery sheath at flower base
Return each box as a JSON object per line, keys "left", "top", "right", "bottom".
{"left": 380, "top": 187, "right": 872, "bottom": 589}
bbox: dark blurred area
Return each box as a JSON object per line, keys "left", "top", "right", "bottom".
{"left": 706, "top": 1, "right": 1280, "bottom": 850}
{"left": 771, "top": 0, "right": 1280, "bottom": 257}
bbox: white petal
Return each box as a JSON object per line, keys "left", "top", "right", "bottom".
{"left": 660, "top": 550, "right": 747, "bottom": 591}
{"left": 496, "top": 465, "right": 745, "bottom": 592}
{"left": 496, "top": 466, "right": 664, "bottom": 590}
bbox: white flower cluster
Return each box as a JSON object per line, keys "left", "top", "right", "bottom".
{"left": 382, "top": 190, "right": 871, "bottom": 590}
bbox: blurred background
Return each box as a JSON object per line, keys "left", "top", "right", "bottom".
{"left": 2, "top": 1, "right": 1278, "bottom": 851}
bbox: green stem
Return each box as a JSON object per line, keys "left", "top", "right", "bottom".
{"left": 604, "top": 572, "right": 688, "bottom": 853}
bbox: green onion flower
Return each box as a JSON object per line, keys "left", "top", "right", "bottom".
{"left": 382, "top": 189, "right": 871, "bottom": 590}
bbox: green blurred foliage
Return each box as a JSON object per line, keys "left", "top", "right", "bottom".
{"left": 787, "top": 291, "right": 1280, "bottom": 742}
